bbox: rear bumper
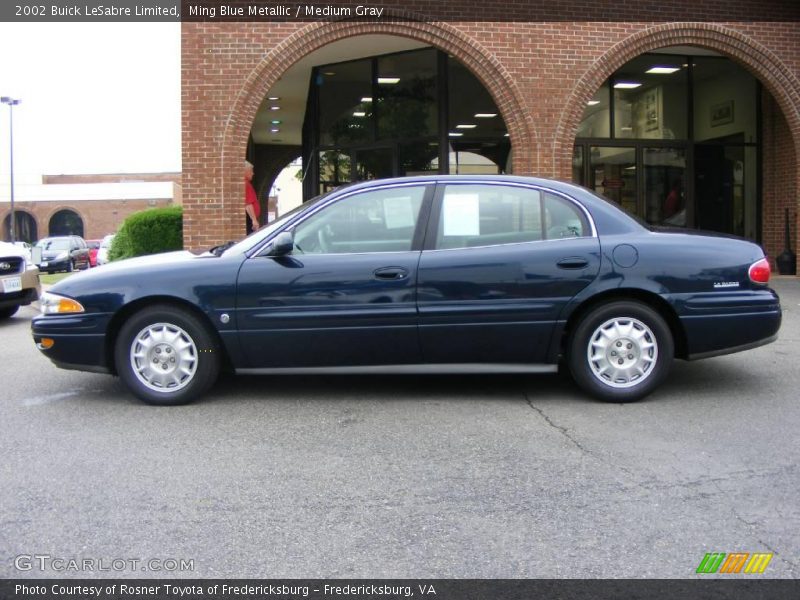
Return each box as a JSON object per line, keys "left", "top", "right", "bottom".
{"left": 676, "top": 288, "right": 781, "bottom": 360}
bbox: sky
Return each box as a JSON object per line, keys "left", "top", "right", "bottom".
{"left": 0, "top": 22, "right": 181, "bottom": 187}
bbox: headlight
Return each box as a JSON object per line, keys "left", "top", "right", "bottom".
{"left": 40, "top": 292, "right": 85, "bottom": 315}
{"left": 55, "top": 251, "right": 69, "bottom": 260}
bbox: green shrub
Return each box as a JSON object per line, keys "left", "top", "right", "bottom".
{"left": 109, "top": 206, "right": 183, "bottom": 261}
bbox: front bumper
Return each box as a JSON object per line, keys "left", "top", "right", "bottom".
{"left": 38, "top": 257, "right": 70, "bottom": 272}
{"left": 31, "top": 312, "right": 113, "bottom": 373}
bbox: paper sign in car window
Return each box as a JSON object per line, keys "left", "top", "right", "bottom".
{"left": 383, "top": 196, "right": 415, "bottom": 230}
{"left": 442, "top": 193, "right": 480, "bottom": 236}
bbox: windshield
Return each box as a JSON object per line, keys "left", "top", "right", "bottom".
{"left": 37, "top": 239, "right": 70, "bottom": 251}
{"left": 219, "top": 190, "right": 334, "bottom": 256}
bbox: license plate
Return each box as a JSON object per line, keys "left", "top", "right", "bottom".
{"left": 2, "top": 276, "right": 22, "bottom": 293}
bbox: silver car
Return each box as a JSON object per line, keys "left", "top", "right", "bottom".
{"left": 96, "top": 234, "right": 115, "bottom": 266}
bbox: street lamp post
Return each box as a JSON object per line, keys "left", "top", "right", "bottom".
{"left": 1, "top": 96, "right": 21, "bottom": 243}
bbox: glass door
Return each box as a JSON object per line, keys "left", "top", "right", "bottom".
{"left": 643, "top": 147, "right": 687, "bottom": 227}
{"left": 354, "top": 146, "right": 395, "bottom": 181}
{"left": 589, "top": 146, "right": 636, "bottom": 215}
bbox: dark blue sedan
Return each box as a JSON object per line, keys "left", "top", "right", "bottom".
{"left": 32, "top": 176, "right": 781, "bottom": 405}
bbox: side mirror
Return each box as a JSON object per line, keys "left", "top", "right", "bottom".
{"left": 31, "top": 246, "right": 43, "bottom": 265}
{"left": 268, "top": 231, "right": 294, "bottom": 257}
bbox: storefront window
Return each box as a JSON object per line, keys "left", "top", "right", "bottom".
{"left": 377, "top": 49, "right": 438, "bottom": 140}
{"left": 575, "top": 51, "right": 759, "bottom": 240}
{"left": 693, "top": 58, "right": 757, "bottom": 144}
{"left": 613, "top": 54, "right": 687, "bottom": 140}
{"left": 308, "top": 47, "right": 510, "bottom": 197}
{"left": 577, "top": 86, "right": 610, "bottom": 138}
{"left": 318, "top": 59, "right": 373, "bottom": 147}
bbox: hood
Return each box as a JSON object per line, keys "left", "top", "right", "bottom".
{"left": 49, "top": 250, "right": 215, "bottom": 295}
{"left": 0, "top": 241, "right": 26, "bottom": 259}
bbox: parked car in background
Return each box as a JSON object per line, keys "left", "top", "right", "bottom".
{"left": 86, "top": 239, "right": 102, "bottom": 267}
{"left": 12, "top": 241, "right": 34, "bottom": 262}
{"left": 32, "top": 175, "right": 781, "bottom": 406}
{"left": 96, "top": 234, "right": 115, "bottom": 266}
{"left": 0, "top": 241, "right": 41, "bottom": 319}
{"left": 34, "top": 236, "right": 91, "bottom": 273}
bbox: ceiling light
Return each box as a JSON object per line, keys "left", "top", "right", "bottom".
{"left": 270, "top": 128, "right": 280, "bottom": 133}
{"left": 614, "top": 82, "right": 642, "bottom": 89}
{"left": 448, "top": 132, "right": 463, "bottom": 137}
{"left": 270, "top": 120, "right": 281, "bottom": 125}
{"left": 377, "top": 77, "right": 400, "bottom": 84}
{"left": 361, "top": 97, "right": 373, "bottom": 102}
{"left": 474, "top": 113, "right": 497, "bottom": 118}
{"left": 323, "top": 71, "right": 336, "bottom": 76}
{"left": 267, "top": 96, "right": 280, "bottom": 101}
{"left": 270, "top": 106, "right": 280, "bottom": 111}
{"left": 646, "top": 66, "right": 680, "bottom": 74}
{"left": 456, "top": 124, "right": 477, "bottom": 129}
{"left": 587, "top": 100, "right": 600, "bottom": 106}
{"left": 503, "top": 133, "right": 510, "bottom": 137}
{"left": 353, "top": 112, "right": 366, "bottom": 117}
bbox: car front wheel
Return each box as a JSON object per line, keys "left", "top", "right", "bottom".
{"left": 115, "top": 304, "right": 220, "bottom": 405}
{"left": 568, "top": 301, "right": 673, "bottom": 402}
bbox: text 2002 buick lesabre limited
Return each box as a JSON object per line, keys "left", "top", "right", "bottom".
{"left": 32, "top": 176, "right": 781, "bottom": 405}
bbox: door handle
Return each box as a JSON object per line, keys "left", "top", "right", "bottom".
{"left": 557, "top": 257, "right": 589, "bottom": 270}
{"left": 373, "top": 267, "right": 409, "bottom": 280}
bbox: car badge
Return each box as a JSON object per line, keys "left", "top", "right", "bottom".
{"left": 713, "top": 281, "right": 740, "bottom": 289}
{"left": 0, "top": 262, "right": 11, "bottom": 271}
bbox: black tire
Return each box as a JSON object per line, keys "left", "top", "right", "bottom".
{"left": 0, "top": 305, "right": 18, "bottom": 319}
{"left": 568, "top": 301, "right": 673, "bottom": 403}
{"left": 115, "top": 304, "right": 221, "bottom": 406}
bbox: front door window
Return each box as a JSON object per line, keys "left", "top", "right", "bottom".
{"left": 293, "top": 185, "right": 426, "bottom": 254}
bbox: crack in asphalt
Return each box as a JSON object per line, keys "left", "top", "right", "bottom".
{"left": 709, "top": 477, "right": 799, "bottom": 574}
{"left": 523, "top": 394, "right": 591, "bottom": 456}
{"left": 522, "top": 392, "right": 649, "bottom": 489}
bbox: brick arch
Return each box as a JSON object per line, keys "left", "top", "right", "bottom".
{"left": 45, "top": 206, "right": 85, "bottom": 237}
{"left": 1, "top": 208, "right": 38, "bottom": 242}
{"left": 554, "top": 22, "right": 800, "bottom": 180}
{"left": 218, "top": 16, "right": 536, "bottom": 241}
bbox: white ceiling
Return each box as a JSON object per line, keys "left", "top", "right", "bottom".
{"left": 252, "top": 35, "right": 428, "bottom": 145}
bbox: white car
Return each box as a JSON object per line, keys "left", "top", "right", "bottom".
{"left": 96, "top": 234, "right": 115, "bottom": 266}
{"left": 0, "top": 240, "right": 41, "bottom": 319}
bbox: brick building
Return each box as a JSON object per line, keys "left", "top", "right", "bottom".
{"left": 1, "top": 173, "right": 181, "bottom": 242}
{"left": 181, "top": 1, "right": 799, "bottom": 269}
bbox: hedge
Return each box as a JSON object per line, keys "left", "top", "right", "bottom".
{"left": 109, "top": 206, "right": 183, "bottom": 261}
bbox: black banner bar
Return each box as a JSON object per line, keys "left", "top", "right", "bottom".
{"left": 0, "top": 0, "right": 798, "bottom": 22}
{"left": 2, "top": 579, "right": 800, "bottom": 600}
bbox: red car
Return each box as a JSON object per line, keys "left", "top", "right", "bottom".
{"left": 86, "top": 239, "right": 102, "bottom": 268}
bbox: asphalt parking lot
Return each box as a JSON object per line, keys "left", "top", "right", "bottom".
{"left": 1, "top": 279, "right": 798, "bottom": 579}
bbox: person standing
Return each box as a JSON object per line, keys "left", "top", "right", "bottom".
{"left": 244, "top": 160, "right": 260, "bottom": 234}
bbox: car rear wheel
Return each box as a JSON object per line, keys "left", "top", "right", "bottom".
{"left": 115, "top": 304, "right": 220, "bottom": 405}
{"left": 568, "top": 301, "right": 673, "bottom": 402}
{"left": 66, "top": 260, "right": 74, "bottom": 273}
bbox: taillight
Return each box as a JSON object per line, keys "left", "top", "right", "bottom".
{"left": 748, "top": 258, "right": 770, "bottom": 284}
